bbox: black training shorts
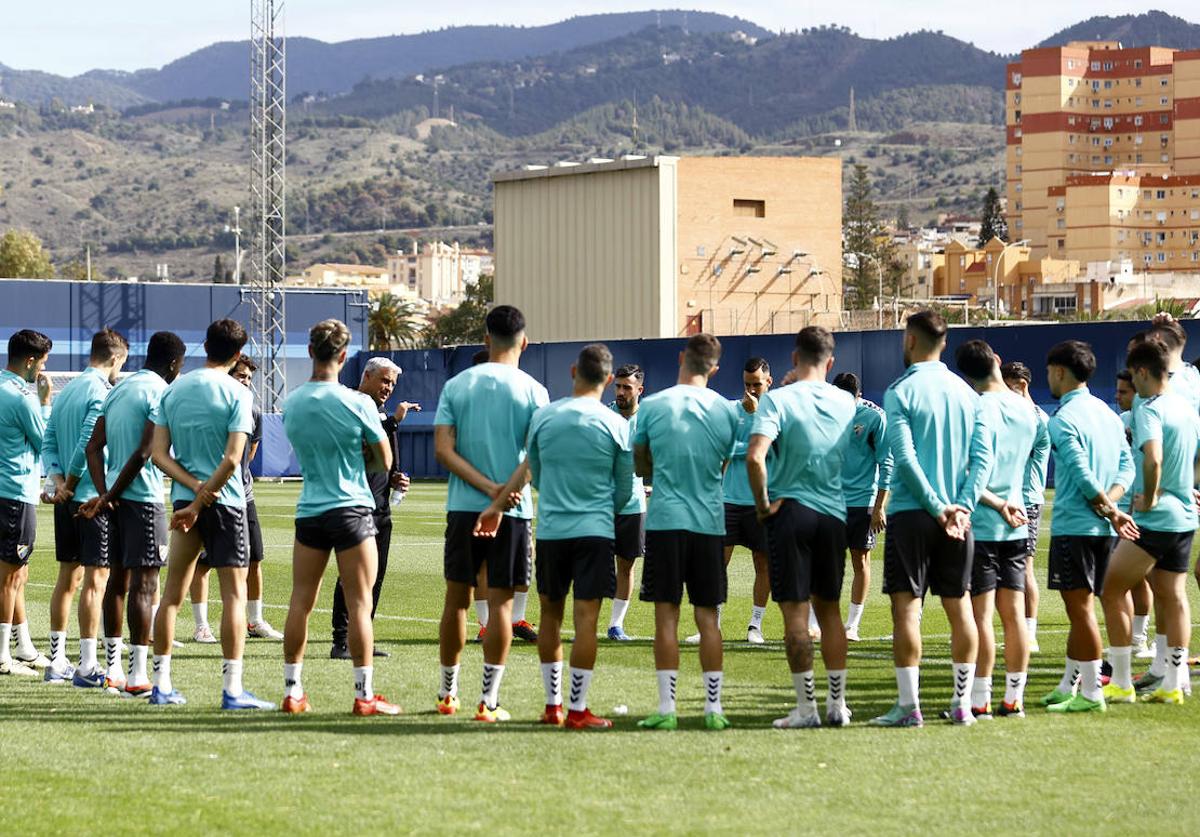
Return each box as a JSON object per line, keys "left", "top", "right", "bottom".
{"left": 0, "top": 498, "right": 36, "bottom": 566}
{"left": 246, "top": 500, "right": 265, "bottom": 563}
{"left": 845, "top": 506, "right": 877, "bottom": 552}
{"left": 764, "top": 499, "right": 847, "bottom": 603}
{"left": 116, "top": 500, "right": 168, "bottom": 569}
{"left": 1047, "top": 535, "right": 1115, "bottom": 594}
{"left": 614, "top": 513, "right": 646, "bottom": 561}
{"left": 723, "top": 503, "right": 768, "bottom": 553}
{"left": 173, "top": 501, "right": 249, "bottom": 569}
{"left": 444, "top": 512, "right": 532, "bottom": 589}
{"left": 295, "top": 506, "right": 378, "bottom": 554}
{"left": 640, "top": 529, "right": 726, "bottom": 608}
{"left": 1133, "top": 528, "right": 1194, "bottom": 574}
{"left": 54, "top": 501, "right": 112, "bottom": 567}
{"left": 882, "top": 509, "right": 974, "bottom": 599}
{"left": 971, "top": 539, "right": 1028, "bottom": 595}
{"left": 536, "top": 537, "right": 616, "bottom": 602}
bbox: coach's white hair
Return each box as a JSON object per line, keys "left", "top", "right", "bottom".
{"left": 361, "top": 356, "right": 402, "bottom": 383}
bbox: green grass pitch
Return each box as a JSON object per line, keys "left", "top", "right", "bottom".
{"left": 3, "top": 482, "right": 1200, "bottom": 834}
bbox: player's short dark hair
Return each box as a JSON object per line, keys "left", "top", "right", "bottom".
{"left": 955, "top": 339, "right": 996, "bottom": 382}
{"left": 1126, "top": 338, "right": 1170, "bottom": 380}
{"left": 486, "top": 305, "right": 525, "bottom": 348}
{"left": 794, "top": 326, "right": 834, "bottom": 366}
{"left": 7, "top": 329, "right": 52, "bottom": 363}
{"left": 1116, "top": 369, "right": 1133, "bottom": 384}
{"left": 89, "top": 328, "right": 129, "bottom": 363}
{"left": 1149, "top": 319, "right": 1187, "bottom": 351}
{"left": 471, "top": 349, "right": 489, "bottom": 366}
{"left": 744, "top": 357, "right": 770, "bottom": 375}
{"left": 683, "top": 333, "right": 722, "bottom": 376}
{"left": 146, "top": 331, "right": 185, "bottom": 368}
{"left": 1046, "top": 340, "right": 1096, "bottom": 383}
{"left": 1000, "top": 361, "right": 1031, "bottom": 385}
{"left": 906, "top": 309, "right": 947, "bottom": 343}
{"left": 614, "top": 363, "right": 643, "bottom": 382}
{"left": 832, "top": 371, "right": 861, "bottom": 397}
{"left": 231, "top": 353, "right": 258, "bottom": 375}
{"left": 309, "top": 319, "right": 351, "bottom": 363}
{"left": 576, "top": 344, "right": 613, "bottom": 386}
{"left": 205, "top": 319, "right": 248, "bottom": 364}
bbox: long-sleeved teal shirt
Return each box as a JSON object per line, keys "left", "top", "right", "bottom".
{"left": 841, "top": 397, "right": 893, "bottom": 509}
{"left": 969, "top": 389, "right": 1040, "bottom": 543}
{"left": 40, "top": 367, "right": 110, "bottom": 503}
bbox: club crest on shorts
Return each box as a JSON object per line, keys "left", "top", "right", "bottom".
{"left": 17, "top": 544, "right": 32, "bottom": 561}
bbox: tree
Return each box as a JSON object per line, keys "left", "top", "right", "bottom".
{"left": 977, "top": 187, "right": 1008, "bottom": 247}
{"left": 60, "top": 259, "right": 89, "bottom": 281}
{"left": 212, "top": 254, "right": 226, "bottom": 283}
{"left": 0, "top": 229, "right": 54, "bottom": 279}
{"left": 895, "top": 204, "right": 910, "bottom": 231}
{"left": 422, "top": 274, "right": 493, "bottom": 348}
{"left": 368, "top": 293, "right": 423, "bottom": 350}
{"left": 842, "top": 165, "right": 884, "bottom": 310}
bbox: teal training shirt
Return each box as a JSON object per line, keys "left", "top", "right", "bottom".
{"left": 1023, "top": 404, "right": 1051, "bottom": 507}
{"left": 433, "top": 362, "right": 549, "bottom": 519}
{"left": 1130, "top": 390, "right": 1200, "bottom": 533}
{"left": 633, "top": 384, "right": 738, "bottom": 535}
{"left": 1169, "top": 363, "right": 1200, "bottom": 412}
{"left": 153, "top": 367, "right": 254, "bottom": 508}
{"left": 610, "top": 404, "right": 646, "bottom": 516}
{"left": 722, "top": 399, "right": 759, "bottom": 508}
{"left": 101, "top": 369, "right": 167, "bottom": 504}
{"left": 751, "top": 380, "right": 857, "bottom": 520}
{"left": 528, "top": 397, "right": 633, "bottom": 540}
{"left": 0, "top": 370, "right": 47, "bottom": 505}
{"left": 1047, "top": 386, "right": 1134, "bottom": 537}
{"left": 283, "top": 381, "right": 387, "bottom": 518}
{"left": 883, "top": 360, "right": 990, "bottom": 517}
{"left": 969, "top": 389, "right": 1039, "bottom": 543}
{"left": 40, "top": 367, "right": 110, "bottom": 503}
{"left": 841, "top": 397, "right": 893, "bottom": 509}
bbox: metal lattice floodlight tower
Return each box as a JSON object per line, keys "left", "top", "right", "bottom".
{"left": 249, "top": 0, "right": 287, "bottom": 412}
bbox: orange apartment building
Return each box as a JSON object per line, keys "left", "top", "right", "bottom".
{"left": 1006, "top": 41, "right": 1200, "bottom": 270}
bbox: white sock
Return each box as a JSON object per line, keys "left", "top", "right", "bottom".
{"left": 1132, "top": 615, "right": 1149, "bottom": 645}
{"left": 749, "top": 605, "right": 766, "bottom": 630}
{"left": 703, "top": 670, "right": 723, "bottom": 714}
{"left": 1150, "top": 635, "right": 1169, "bottom": 677}
{"left": 896, "top": 666, "right": 920, "bottom": 709}
{"left": 568, "top": 668, "right": 593, "bottom": 712}
{"left": 1026, "top": 617, "right": 1037, "bottom": 640}
{"left": 130, "top": 645, "right": 149, "bottom": 687}
{"left": 153, "top": 654, "right": 172, "bottom": 693}
{"left": 971, "top": 675, "right": 991, "bottom": 710}
{"left": 827, "top": 669, "right": 847, "bottom": 714}
{"left": 1163, "top": 647, "right": 1186, "bottom": 692}
{"left": 1110, "top": 646, "right": 1133, "bottom": 690}
{"left": 284, "top": 662, "right": 303, "bottom": 699}
{"left": 480, "top": 663, "right": 505, "bottom": 709}
{"left": 793, "top": 670, "right": 817, "bottom": 715}
{"left": 1078, "top": 659, "right": 1102, "bottom": 700}
{"left": 192, "top": 601, "right": 209, "bottom": 629}
{"left": 222, "top": 658, "right": 244, "bottom": 696}
{"left": 610, "top": 598, "right": 630, "bottom": 630}
{"left": 951, "top": 662, "right": 975, "bottom": 708}
{"left": 1057, "top": 658, "right": 1081, "bottom": 693}
{"left": 354, "top": 665, "right": 373, "bottom": 700}
{"left": 656, "top": 669, "right": 678, "bottom": 715}
{"left": 15, "top": 622, "right": 36, "bottom": 658}
{"left": 79, "top": 637, "right": 98, "bottom": 673}
{"left": 1004, "top": 671, "right": 1027, "bottom": 705}
{"left": 247, "top": 599, "right": 263, "bottom": 625}
{"left": 0, "top": 623, "right": 11, "bottom": 662}
{"left": 511, "top": 591, "right": 528, "bottom": 623}
{"left": 846, "top": 602, "right": 865, "bottom": 631}
{"left": 474, "top": 599, "right": 489, "bottom": 628}
{"left": 104, "top": 636, "right": 124, "bottom": 679}
{"left": 49, "top": 630, "right": 67, "bottom": 664}
{"left": 439, "top": 664, "right": 459, "bottom": 699}
{"left": 716, "top": 603, "right": 724, "bottom": 630}
{"left": 541, "top": 661, "right": 563, "bottom": 706}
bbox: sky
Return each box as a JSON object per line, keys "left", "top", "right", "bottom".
{"left": 1, "top": 1, "right": 1196, "bottom": 77}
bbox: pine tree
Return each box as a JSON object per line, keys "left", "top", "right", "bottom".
{"left": 843, "top": 164, "right": 883, "bottom": 310}
{"left": 977, "top": 187, "right": 1008, "bottom": 247}
{"left": 212, "top": 254, "right": 226, "bottom": 283}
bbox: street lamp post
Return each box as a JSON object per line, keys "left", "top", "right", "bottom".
{"left": 991, "top": 238, "right": 1030, "bottom": 321}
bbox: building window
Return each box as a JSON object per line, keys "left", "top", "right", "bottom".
{"left": 1056, "top": 218, "right": 1066, "bottom": 229}
{"left": 1162, "top": 153, "right": 1170, "bottom": 163}
{"left": 1161, "top": 77, "right": 1169, "bottom": 86}
{"left": 1157, "top": 190, "right": 1166, "bottom": 199}
{"left": 1161, "top": 96, "right": 1170, "bottom": 106}
{"left": 1104, "top": 137, "right": 1114, "bottom": 147}
{"left": 1091, "top": 61, "right": 1101, "bottom": 71}
{"left": 1103, "top": 61, "right": 1113, "bottom": 71}
{"left": 1135, "top": 59, "right": 1143, "bottom": 68}
{"left": 1104, "top": 80, "right": 1113, "bottom": 89}
{"left": 1158, "top": 252, "right": 1167, "bottom": 262}
{"left": 733, "top": 199, "right": 766, "bottom": 218}
{"left": 1091, "top": 80, "right": 1101, "bottom": 92}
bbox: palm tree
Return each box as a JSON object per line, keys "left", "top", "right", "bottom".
{"left": 368, "top": 293, "right": 422, "bottom": 350}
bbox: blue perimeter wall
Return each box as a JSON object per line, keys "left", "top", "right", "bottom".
{"left": 356, "top": 318, "right": 1196, "bottom": 480}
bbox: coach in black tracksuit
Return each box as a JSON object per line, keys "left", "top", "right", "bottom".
{"left": 330, "top": 357, "right": 416, "bottom": 659}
